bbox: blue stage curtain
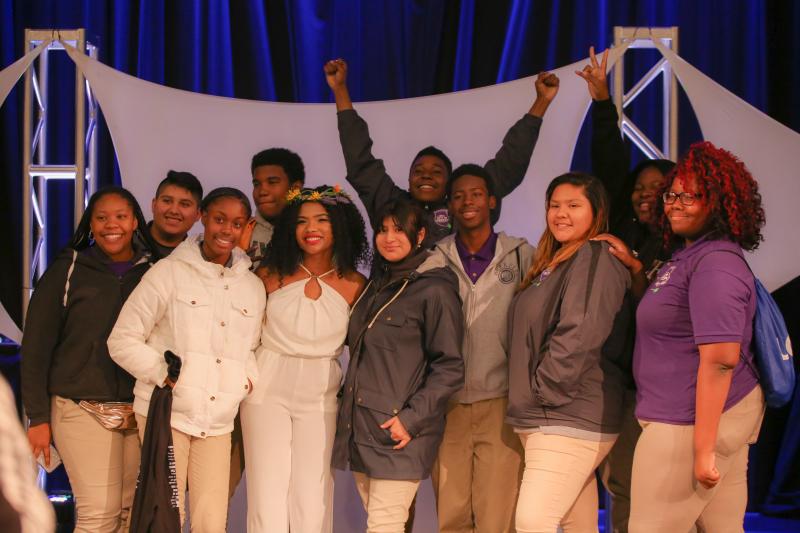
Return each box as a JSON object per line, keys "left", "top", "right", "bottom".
{"left": 0, "top": 0, "right": 798, "bottom": 516}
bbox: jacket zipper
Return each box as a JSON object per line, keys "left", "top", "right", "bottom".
{"left": 439, "top": 240, "right": 522, "bottom": 401}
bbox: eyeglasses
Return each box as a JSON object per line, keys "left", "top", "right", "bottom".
{"left": 662, "top": 191, "right": 703, "bottom": 206}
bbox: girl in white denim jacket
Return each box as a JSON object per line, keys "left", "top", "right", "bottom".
{"left": 108, "top": 187, "right": 265, "bottom": 530}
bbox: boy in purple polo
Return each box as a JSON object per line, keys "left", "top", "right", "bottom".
{"left": 423, "top": 164, "right": 535, "bottom": 533}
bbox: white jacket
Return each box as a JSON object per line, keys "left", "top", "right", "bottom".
{"left": 108, "top": 237, "right": 265, "bottom": 437}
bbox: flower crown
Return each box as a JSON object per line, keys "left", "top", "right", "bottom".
{"left": 285, "top": 185, "right": 353, "bottom": 206}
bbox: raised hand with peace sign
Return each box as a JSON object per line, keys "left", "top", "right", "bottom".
{"left": 575, "top": 46, "right": 610, "bottom": 101}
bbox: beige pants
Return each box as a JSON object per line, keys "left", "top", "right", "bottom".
{"left": 431, "top": 397, "right": 523, "bottom": 533}
{"left": 599, "top": 389, "right": 641, "bottom": 533}
{"left": 50, "top": 396, "right": 139, "bottom": 533}
{"left": 629, "top": 386, "right": 765, "bottom": 533}
{"left": 136, "top": 414, "right": 231, "bottom": 532}
{"left": 228, "top": 413, "right": 245, "bottom": 499}
{"left": 353, "top": 472, "right": 421, "bottom": 533}
{"left": 516, "top": 432, "right": 615, "bottom": 533}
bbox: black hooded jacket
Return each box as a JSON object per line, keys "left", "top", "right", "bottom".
{"left": 332, "top": 254, "right": 464, "bottom": 480}
{"left": 21, "top": 246, "right": 152, "bottom": 425}
{"left": 591, "top": 98, "right": 675, "bottom": 274}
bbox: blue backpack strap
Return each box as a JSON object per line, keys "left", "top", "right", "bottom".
{"left": 694, "top": 248, "right": 795, "bottom": 407}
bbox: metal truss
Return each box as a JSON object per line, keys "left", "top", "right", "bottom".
{"left": 21, "top": 29, "right": 98, "bottom": 319}
{"left": 613, "top": 26, "right": 680, "bottom": 160}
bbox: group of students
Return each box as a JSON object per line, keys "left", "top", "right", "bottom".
{"left": 19, "top": 48, "right": 767, "bottom": 533}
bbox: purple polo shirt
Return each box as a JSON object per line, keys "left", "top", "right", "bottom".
{"left": 456, "top": 232, "right": 498, "bottom": 284}
{"left": 633, "top": 235, "right": 759, "bottom": 424}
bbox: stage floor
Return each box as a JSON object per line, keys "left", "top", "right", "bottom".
{"left": 596, "top": 511, "right": 800, "bottom": 533}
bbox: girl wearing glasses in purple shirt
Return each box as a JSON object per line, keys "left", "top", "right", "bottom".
{"left": 626, "top": 142, "right": 766, "bottom": 532}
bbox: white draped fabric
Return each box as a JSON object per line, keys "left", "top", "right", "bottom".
{"left": 0, "top": 40, "right": 48, "bottom": 105}
{"left": 63, "top": 41, "right": 800, "bottom": 293}
{"left": 62, "top": 44, "right": 628, "bottom": 244}
{"left": 62, "top": 43, "right": 630, "bottom": 532}
{"left": 654, "top": 42, "right": 800, "bottom": 291}
{"left": 0, "top": 41, "right": 49, "bottom": 343}
{"left": 3, "top": 38, "right": 799, "bottom": 530}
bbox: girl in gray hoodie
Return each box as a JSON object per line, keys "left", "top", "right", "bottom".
{"left": 506, "top": 173, "right": 631, "bottom": 533}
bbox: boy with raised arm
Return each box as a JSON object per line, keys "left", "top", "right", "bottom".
{"left": 324, "top": 58, "right": 558, "bottom": 243}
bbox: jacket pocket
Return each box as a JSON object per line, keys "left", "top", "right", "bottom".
{"left": 170, "top": 350, "right": 209, "bottom": 418}
{"left": 176, "top": 291, "right": 210, "bottom": 309}
{"left": 353, "top": 387, "right": 404, "bottom": 449}
{"left": 368, "top": 314, "right": 406, "bottom": 351}
{"left": 217, "top": 357, "right": 249, "bottom": 400}
{"left": 528, "top": 331, "right": 542, "bottom": 392}
{"left": 174, "top": 290, "right": 212, "bottom": 352}
{"left": 715, "top": 388, "right": 765, "bottom": 458}
{"left": 66, "top": 340, "right": 97, "bottom": 381}
{"left": 229, "top": 299, "right": 259, "bottom": 349}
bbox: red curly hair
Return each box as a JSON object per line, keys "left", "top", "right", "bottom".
{"left": 656, "top": 141, "right": 765, "bottom": 251}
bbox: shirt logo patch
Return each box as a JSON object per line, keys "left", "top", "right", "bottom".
{"left": 432, "top": 209, "right": 450, "bottom": 228}
{"left": 497, "top": 264, "right": 516, "bottom": 284}
{"left": 650, "top": 264, "right": 676, "bottom": 293}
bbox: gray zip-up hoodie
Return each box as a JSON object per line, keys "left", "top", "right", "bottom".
{"left": 506, "top": 241, "right": 632, "bottom": 434}
{"left": 422, "top": 232, "right": 535, "bottom": 404}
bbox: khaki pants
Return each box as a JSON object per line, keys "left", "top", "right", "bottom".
{"left": 228, "top": 413, "right": 245, "bottom": 499}
{"left": 136, "top": 414, "right": 231, "bottom": 532}
{"left": 629, "top": 386, "right": 765, "bottom": 533}
{"left": 599, "top": 389, "right": 641, "bottom": 533}
{"left": 50, "top": 396, "right": 139, "bottom": 533}
{"left": 431, "top": 397, "right": 523, "bottom": 533}
{"left": 353, "top": 473, "right": 421, "bottom": 533}
{"left": 516, "top": 432, "right": 615, "bottom": 533}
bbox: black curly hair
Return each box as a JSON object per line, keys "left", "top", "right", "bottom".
{"left": 261, "top": 185, "right": 370, "bottom": 279}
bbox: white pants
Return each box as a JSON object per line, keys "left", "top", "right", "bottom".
{"left": 240, "top": 353, "right": 341, "bottom": 533}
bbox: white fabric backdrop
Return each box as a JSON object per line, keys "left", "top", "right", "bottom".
{"left": 654, "top": 42, "right": 800, "bottom": 292}
{"left": 63, "top": 43, "right": 629, "bottom": 532}
{"left": 50, "top": 43, "right": 800, "bottom": 530}
{"left": 62, "top": 42, "right": 800, "bottom": 293}
{"left": 0, "top": 41, "right": 49, "bottom": 343}
{"left": 2, "top": 38, "right": 798, "bottom": 529}
{"left": 62, "top": 44, "right": 629, "bottom": 243}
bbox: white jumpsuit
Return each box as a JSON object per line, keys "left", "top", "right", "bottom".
{"left": 240, "top": 268, "right": 347, "bottom": 533}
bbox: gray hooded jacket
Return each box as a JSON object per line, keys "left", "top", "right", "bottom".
{"left": 423, "top": 232, "right": 535, "bottom": 404}
{"left": 333, "top": 260, "right": 464, "bottom": 480}
{"left": 506, "top": 241, "right": 632, "bottom": 434}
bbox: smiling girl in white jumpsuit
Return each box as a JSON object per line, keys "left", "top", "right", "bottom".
{"left": 240, "top": 185, "right": 368, "bottom": 533}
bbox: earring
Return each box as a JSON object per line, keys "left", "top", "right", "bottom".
{"left": 88, "top": 230, "right": 95, "bottom": 243}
